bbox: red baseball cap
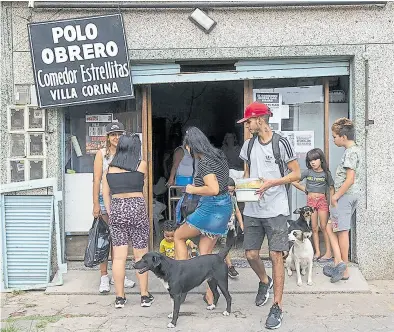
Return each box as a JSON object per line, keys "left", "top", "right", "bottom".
{"left": 237, "top": 102, "right": 272, "bottom": 124}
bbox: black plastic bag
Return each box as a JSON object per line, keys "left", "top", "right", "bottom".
{"left": 84, "top": 216, "right": 110, "bottom": 268}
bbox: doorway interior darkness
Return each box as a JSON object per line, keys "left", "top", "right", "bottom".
{"left": 151, "top": 81, "right": 244, "bottom": 184}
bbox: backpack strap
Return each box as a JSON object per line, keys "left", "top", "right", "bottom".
{"left": 246, "top": 134, "right": 258, "bottom": 171}
{"left": 272, "top": 133, "right": 284, "bottom": 178}
{"left": 272, "top": 132, "right": 290, "bottom": 192}
{"left": 247, "top": 132, "right": 290, "bottom": 192}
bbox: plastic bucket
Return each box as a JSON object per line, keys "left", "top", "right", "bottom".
{"left": 175, "top": 175, "right": 193, "bottom": 186}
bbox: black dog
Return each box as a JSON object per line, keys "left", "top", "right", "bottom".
{"left": 134, "top": 236, "right": 235, "bottom": 328}
{"left": 288, "top": 206, "right": 315, "bottom": 233}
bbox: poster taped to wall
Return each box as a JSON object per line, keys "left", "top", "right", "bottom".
{"left": 253, "top": 90, "right": 282, "bottom": 131}
{"left": 85, "top": 114, "right": 113, "bottom": 155}
{"left": 280, "top": 131, "right": 314, "bottom": 158}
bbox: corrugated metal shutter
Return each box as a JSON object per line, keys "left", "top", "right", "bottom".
{"left": 130, "top": 58, "right": 349, "bottom": 84}
{"left": 1, "top": 196, "right": 53, "bottom": 288}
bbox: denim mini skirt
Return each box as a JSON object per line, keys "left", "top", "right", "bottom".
{"left": 184, "top": 193, "right": 232, "bottom": 237}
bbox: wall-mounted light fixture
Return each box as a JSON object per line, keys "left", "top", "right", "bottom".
{"left": 189, "top": 8, "right": 217, "bottom": 34}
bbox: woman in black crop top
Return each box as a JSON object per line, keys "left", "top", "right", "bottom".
{"left": 174, "top": 127, "right": 232, "bottom": 306}
{"left": 102, "top": 133, "right": 154, "bottom": 308}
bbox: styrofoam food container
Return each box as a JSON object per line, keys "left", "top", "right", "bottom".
{"left": 235, "top": 188, "right": 260, "bottom": 202}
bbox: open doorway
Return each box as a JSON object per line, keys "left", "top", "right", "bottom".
{"left": 150, "top": 81, "right": 244, "bottom": 246}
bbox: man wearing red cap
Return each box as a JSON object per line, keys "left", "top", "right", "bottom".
{"left": 237, "top": 101, "right": 301, "bottom": 329}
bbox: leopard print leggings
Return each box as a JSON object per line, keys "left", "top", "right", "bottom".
{"left": 109, "top": 197, "right": 149, "bottom": 249}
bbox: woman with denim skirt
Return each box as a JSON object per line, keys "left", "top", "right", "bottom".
{"left": 174, "top": 127, "right": 232, "bottom": 306}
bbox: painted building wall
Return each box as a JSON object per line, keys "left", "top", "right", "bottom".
{"left": 1, "top": 1, "right": 394, "bottom": 279}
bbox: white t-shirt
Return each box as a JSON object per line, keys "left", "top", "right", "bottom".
{"left": 239, "top": 135, "right": 297, "bottom": 218}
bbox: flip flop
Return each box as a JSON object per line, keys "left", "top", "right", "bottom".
{"left": 313, "top": 256, "right": 321, "bottom": 262}
{"left": 318, "top": 257, "right": 333, "bottom": 263}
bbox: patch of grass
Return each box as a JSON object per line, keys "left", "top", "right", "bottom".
{"left": 25, "top": 304, "right": 37, "bottom": 308}
{"left": 11, "top": 290, "right": 25, "bottom": 297}
{"left": 0, "top": 323, "right": 20, "bottom": 332}
{"left": 33, "top": 316, "right": 63, "bottom": 331}
{"left": 34, "top": 321, "right": 47, "bottom": 330}
{"left": 5, "top": 315, "right": 62, "bottom": 323}
{"left": 2, "top": 314, "right": 92, "bottom": 331}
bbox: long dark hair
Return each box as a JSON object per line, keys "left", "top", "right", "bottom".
{"left": 306, "top": 148, "right": 329, "bottom": 173}
{"left": 110, "top": 133, "right": 141, "bottom": 171}
{"left": 183, "top": 127, "right": 225, "bottom": 161}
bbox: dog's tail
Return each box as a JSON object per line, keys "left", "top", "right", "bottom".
{"left": 217, "top": 229, "right": 236, "bottom": 260}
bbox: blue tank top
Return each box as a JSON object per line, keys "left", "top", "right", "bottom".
{"left": 176, "top": 146, "right": 197, "bottom": 177}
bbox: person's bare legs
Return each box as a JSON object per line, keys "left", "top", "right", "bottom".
{"left": 270, "top": 251, "right": 285, "bottom": 308}
{"left": 199, "top": 235, "right": 218, "bottom": 304}
{"left": 112, "top": 245, "right": 128, "bottom": 298}
{"left": 326, "top": 222, "right": 342, "bottom": 265}
{"left": 225, "top": 254, "right": 232, "bottom": 267}
{"left": 311, "top": 210, "right": 321, "bottom": 259}
{"left": 338, "top": 230, "right": 350, "bottom": 278}
{"left": 318, "top": 210, "right": 332, "bottom": 259}
{"left": 245, "top": 249, "right": 269, "bottom": 284}
{"left": 133, "top": 247, "right": 149, "bottom": 296}
{"left": 174, "top": 223, "right": 201, "bottom": 260}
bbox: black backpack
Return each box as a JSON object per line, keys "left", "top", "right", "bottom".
{"left": 246, "top": 132, "right": 290, "bottom": 191}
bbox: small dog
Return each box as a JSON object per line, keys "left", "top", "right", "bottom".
{"left": 288, "top": 206, "right": 315, "bottom": 233}
{"left": 134, "top": 238, "right": 235, "bottom": 328}
{"left": 286, "top": 229, "right": 314, "bottom": 286}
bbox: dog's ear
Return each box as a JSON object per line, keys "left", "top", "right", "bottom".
{"left": 293, "top": 208, "right": 301, "bottom": 214}
{"left": 152, "top": 254, "right": 162, "bottom": 268}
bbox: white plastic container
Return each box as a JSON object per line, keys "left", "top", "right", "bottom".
{"left": 235, "top": 178, "right": 262, "bottom": 189}
{"left": 235, "top": 189, "right": 260, "bottom": 202}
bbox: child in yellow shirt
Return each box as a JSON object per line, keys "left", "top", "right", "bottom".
{"left": 160, "top": 221, "right": 197, "bottom": 259}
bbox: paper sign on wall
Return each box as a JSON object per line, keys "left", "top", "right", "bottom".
{"left": 253, "top": 90, "right": 282, "bottom": 131}
{"left": 280, "top": 131, "right": 315, "bottom": 156}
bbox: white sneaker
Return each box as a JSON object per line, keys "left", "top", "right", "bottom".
{"left": 99, "top": 275, "right": 110, "bottom": 294}
{"left": 110, "top": 276, "right": 136, "bottom": 288}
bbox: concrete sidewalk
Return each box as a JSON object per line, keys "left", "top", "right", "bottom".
{"left": 1, "top": 280, "right": 393, "bottom": 332}
{"left": 45, "top": 265, "right": 370, "bottom": 295}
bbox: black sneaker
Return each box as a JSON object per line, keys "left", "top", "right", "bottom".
{"left": 228, "top": 266, "right": 239, "bottom": 279}
{"left": 141, "top": 292, "right": 154, "bottom": 307}
{"left": 265, "top": 303, "right": 283, "bottom": 329}
{"left": 255, "top": 276, "right": 273, "bottom": 306}
{"left": 114, "top": 296, "right": 127, "bottom": 308}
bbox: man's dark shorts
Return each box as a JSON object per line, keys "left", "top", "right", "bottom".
{"left": 243, "top": 215, "right": 289, "bottom": 252}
